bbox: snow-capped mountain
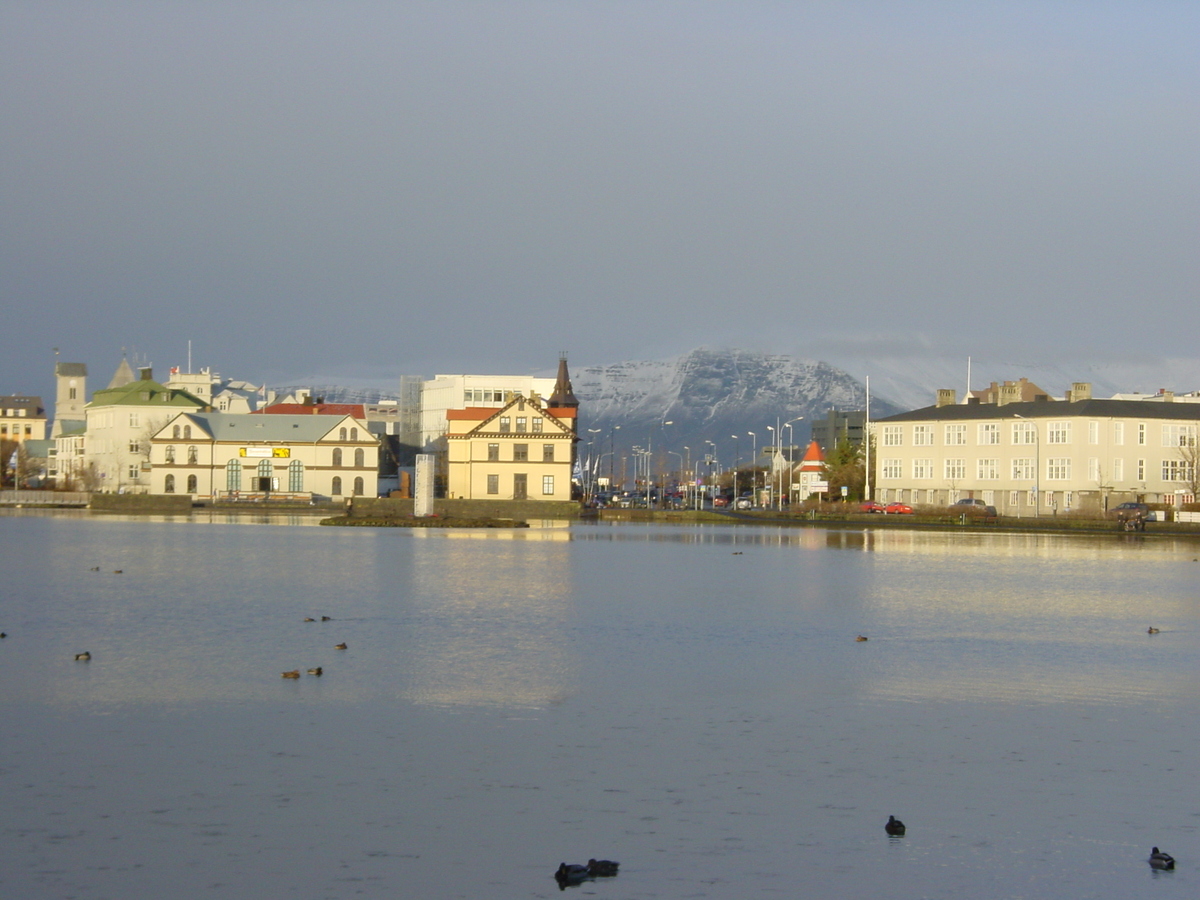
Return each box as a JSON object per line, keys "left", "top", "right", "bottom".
{"left": 571, "top": 348, "right": 900, "bottom": 456}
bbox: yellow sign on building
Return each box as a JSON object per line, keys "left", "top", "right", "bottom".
{"left": 239, "top": 447, "right": 291, "bottom": 458}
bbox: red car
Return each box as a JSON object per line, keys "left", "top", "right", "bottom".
{"left": 859, "top": 501, "right": 885, "bottom": 513}
{"left": 885, "top": 502, "right": 914, "bottom": 515}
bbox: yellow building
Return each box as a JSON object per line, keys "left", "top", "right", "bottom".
{"left": 1, "top": 395, "right": 48, "bottom": 444}
{"left": 445, "top": 357, "right": 579, "bottom": 501}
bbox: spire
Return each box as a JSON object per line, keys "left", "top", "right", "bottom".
{"left": 547, "top": 352, "right": 579, "bottom": 409}
{"left": 107, "top": 356, "right": 136, "bottom": 389}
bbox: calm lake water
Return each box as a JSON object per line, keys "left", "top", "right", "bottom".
{"left": 1, "top": 512, "right": 1198, "bottom": 899}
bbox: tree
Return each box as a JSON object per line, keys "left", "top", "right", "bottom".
{"left": 821, "top": 438, "right": 865, "bottom": 502}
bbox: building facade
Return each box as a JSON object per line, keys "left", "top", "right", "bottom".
{"left": 874, "top": 385, "right": 1200, "bottom": 515}
{"left": 420, "top": 373, "right": 557, "bottom": 450}
{"left": 0, "top": 396, "right": 47, "bottom": 444}
{"left": 148, "top": 412, "right": 379, "bottom": 499}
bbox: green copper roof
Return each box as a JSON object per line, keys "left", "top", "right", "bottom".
{"left": 88, "top": 378, "right": 207, "bottom": 410}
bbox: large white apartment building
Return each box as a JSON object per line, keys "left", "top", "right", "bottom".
{"left": 874, "top": 383, "right": 1200, "bottom": 515}
{"left": 419, "top": 373, "right": 556, "bottom": 450}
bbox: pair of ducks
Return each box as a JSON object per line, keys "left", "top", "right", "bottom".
{"left": 554, "top": 859, "right": 619, "bottom": 887}
{"left": 303, "top": 616, "right": 333, "bottom": 622}
{"left": 282, "top": 667, "right": 323, "bottom": 679}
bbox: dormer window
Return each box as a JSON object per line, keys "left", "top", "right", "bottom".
{"left": 499, "top": 416, "right": 511, "bottom": 433}
{"left": 516, "top": 417, "right": 527, "bottom": 433}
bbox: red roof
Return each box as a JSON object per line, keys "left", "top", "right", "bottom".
{"left": 255, "top": 403, "right": 365, "bottom": 417}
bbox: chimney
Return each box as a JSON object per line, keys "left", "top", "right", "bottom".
{"left": 1068, "top": 382, "right": 1091, "bottom": 402}
{"left": 998, "top": 382, "right": 1022, "bottom": 406}
{"left": 139, "top": 366, "right": 153, "bottom": 381}
{"left": 1162, "top": 390, "right": 1174, "bottom": 402}
{"left": 936, "top": 389, "right": 957, "bottom": 408}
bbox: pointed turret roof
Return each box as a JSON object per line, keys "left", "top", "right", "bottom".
{"left": 547, "top": 354, "right": 579, "bottom": 409}
{"left": 107, "top": 357, "right": 137, "bottom": 389}
{"left": 797, "top": 440, "right": 824, "bottom": 471}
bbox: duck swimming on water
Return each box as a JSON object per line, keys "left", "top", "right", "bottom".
{"left": 1147, "top": 626, "right": 1160, "bottom": 634}
{"left": 885, "top": 815, "right": 906, "bottom": 836}
{"left": 1149, "top": 847, "right": 1175, "bottom": 870}
{"left": 554, "top": 863, "right": 590, "bottom": 888}
{"left": 587, "top": 859, "right": 619, "bottom": 877}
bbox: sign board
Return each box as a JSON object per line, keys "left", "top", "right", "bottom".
{"left": 240, "top": 447, "right": 291, "bottom": 458}
{"left": 841, "top": 485, "right": 849, "bottom": 496}
{"left": 811, "top": 481, "right": 829, "bottom": 492}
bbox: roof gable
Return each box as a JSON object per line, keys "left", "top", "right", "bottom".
{"left": 453, "top": 395, "right": 575, "bottom": 437}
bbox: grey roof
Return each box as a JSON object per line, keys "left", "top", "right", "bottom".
{"left": 56, "top": 362, "right": 87, "bottom": 377}
{"left": 166, "top": 412, "right": 375, "bottom": 444}
{"left": 878, "top": 398, "right": 1200, "bottom": 424}
{"left": 1, "top": 396, "right": 45, "bottom": 416}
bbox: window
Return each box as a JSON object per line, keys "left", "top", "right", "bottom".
{"left": 331, "top": 476, "right": 342, "bottom": 494}
{"left": 1047, "top": 458, "right": 1071, "bottom": 480}
{"left": 129, "top": 440, "right": 140, "bottom": 454}
{"left": 1009, "top": 491, "right": 1020, "bottom": 507}
{"left": 913, "top": 459, "right": 933, "bottom": 479}
{"left": 543, "top": 444, "right": 554, "bottom": 462}
{"left": 289, "top": 459, "right": 304, "bottom": 492}
{"left": 1162, "top": 424, "right": 1197, "bottom": 447}
{"left": 944, "top": 459, "right": 966, "bottom": 480}
{"left": 487, "top": 443, "right": 500, "bottom": 461}
{"left": 164, "top": 474, "right": 175, "bottom": 493}
{"left": 1113, "top": 458, "right": 1123, "bottom": 481}
{"left": 542, "top": 475, "right": 555, "bottom": 495}
{"left": 516, "top": 417, "right": 527, "bottom": 433}
{"left": 978, "top": 423, "right": 1000, "bottom": 445}
{"left": 912, "top": 425, "right": 933, "bottom": 446}
{"left": 187, "top": 445, "right": 198, "bottom": 464}
{"left": 257, "top": 459, "right": 272, "bottom": 480}
{"left": 944, "top": 424, "right": 967, "bottom": 445}
{"left": 1137, "top": 458, "right": 1145, "bottom": 481}
{"left": 69, "top": 387, "right": 77, "bottom": 400}
{"left": 350, "top": 427, "right": 357, "bottom": 441}
{"left": 1047, "top": 421, "right": 1071, "bottom": 444}
{"left": 1012, "top": 458, "right": 1035, "bottom": 480}
{"left": 1064, "top": 492, "right": 1074, "bottom": 508}
{"left": 354, "top": 448, "right": 364, "bottom": 467}
{"left": 339, "top": 427, "right": 347, "bottom": 441}
{"left": 173, "top": 424, "right": 181, "bottom": 439}
{"left": 976, "top": 458, "right": 999, "bottom": 480}
{"left": 513, "top": 443, "right": 528, "bottom": 461}
{"left": 1138, "top": 423, "right": 1146, "bottom": 445}
{"left": 226, "top": 459, "right": 242, "bottom": 492}
{"left": 332, "top": 448, "right": 343, "bottom": 467}
{"left": 165, "top": 445, "right": 175, "bottom": 463}
{"left": 186, "top": 474, "right": 197, "bottom": 493}
{"left": 532, "top": 418, "right": 543, "bottom": 433}
{"left": 353, "top": 476, "right": 364, "bottom": 496}
{"left": 1163, "top": 460, "right": 1194, "bottom": 482}
{"left": 1028, "top": 490, "right": 1037, "bottom": 506}
{"left": 881, "top": 458, "right": 902, "bottom": 479}
{"left": 1012, "top": 421, "right": 1037, "bottom": 445}
{"left": 183, "top": 425, "right": 191, "bottom": 440}
{"left": 487, "top": 474, "right": 499, "bottom": 494}
{"left": 881, "top": 425, "right": 902, "bottom": 446}
{"left": 1088, "top": 458, "right": 1101, "bottom": 482}
{"left": 129, "top": 412, "right": 139, "bottom": 427}
{"left": 1088, "top": 421, "right": 1099, "bottom": 444}
{"left": 499, "top": 417, "right": 511, "bottom": 433}
{"left": 1114, "top": 422, "right": 1124, "bottom": 445}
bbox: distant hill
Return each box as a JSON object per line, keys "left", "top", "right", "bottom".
{"left": 571, "top": 348, "right": 899, "bottom": 465}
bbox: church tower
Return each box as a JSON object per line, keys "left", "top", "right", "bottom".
{"left": 52, "top": 361, "right": 88, "bottom": 437}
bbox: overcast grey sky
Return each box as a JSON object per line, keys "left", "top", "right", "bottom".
{"left": 2, "top": 1, "right": 1197, "bottom": 396}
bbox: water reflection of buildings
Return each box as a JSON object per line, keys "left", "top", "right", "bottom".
{"left": 405, "top": 526, "right": 577, "bottom": 708}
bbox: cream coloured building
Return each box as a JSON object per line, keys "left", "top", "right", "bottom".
{"left": 445, "top": 357, "right": 580, "bottom": 502}
{"left": 148, "top": 412, "right": 379, "bottom": 500}
{"left": 874, "top": 384, "right": 1200, "bottom": 515}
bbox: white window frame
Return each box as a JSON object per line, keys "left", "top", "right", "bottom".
{"left": 978, "top": 423, "right": 1000, "bottom": 445}
{"left": 912, "top": 458, "right": 933, "bottom": 479}
{"left": 913, "top": 425, "right": 933, "bottom": 446}
{"left": 944, "top": 458, "right": 966, "bottom": 480}
{"left": 1047, "top": 421, "right": 1071, "bottom": 444}
{"left": 1012, "top": 458, "right": 1035, "bottom": 480}
{"left": 881, "top": 425, "right": 902, "bottom": 447}
{"left": 976, "top": 458, "right": 999, "bottom": 480}
{"left": 944, "top": 424, "right": 967, "bottom": 446}
{"left": 1046, "top": 457, "right": 1071, "bottom": 480}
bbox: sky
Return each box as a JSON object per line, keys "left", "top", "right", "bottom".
{"left": 2, "top": 1, "right": 1197, "bottom": 402}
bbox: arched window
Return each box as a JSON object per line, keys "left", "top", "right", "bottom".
{"left": 183, "top": 425, "right": 192, "bottom": 440}
{"left": 257, "top": 459, "right": 272, "bottom": 478}
{"left": 165, "top": 445, "right": 176, "bottom": 463}
{"left": 339, "top": 427, "right": 347, "bottom": 441}
{"left": 350, "top": 427, "right": 357, "bottom": 440}
{"left": 354, "top": 448, "right": 364, "bottom": 468}
{"left": 353, "top": 476, "right": 364, "bottom": 496}
{"left": 288, "top": 459, "right": 303, "bottom": 492}
{"left": 332, "top": 448, "right": 343, "bottom": 467}
{"left": 186, "top": 474, "right": 198, "bottom": 493}
{"left": 331, "top": 476, "right": 342, "bottom": 495}
{"left": 164, "top": 474, "right": 175, "bottom": 493}
{"left": 187, "top": 446, "right": 198, "bottom": 464}
{"left": 172, "top": 424, "right": 181, "bottom": 439}
{"left": 226, "top": 459, "right": 242, "bottom": 492}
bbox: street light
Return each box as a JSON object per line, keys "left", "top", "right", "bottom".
{"left": 747, "top": 431, "right": 757, "bottom": 500}
{"left": 782, "top": 417, "right": 804, "bottom": 508}
{"left": 705, "top": 440, "right": 716, "bottom": 507}
{"left": 731, "top": 434, "right": 740, "bottom": 504}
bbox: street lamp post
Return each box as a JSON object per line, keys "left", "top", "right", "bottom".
{"left": 782, "top": 416, "right": 804, "bottom": 508}
{"left": 705, "top": 440, "right": 716, "bottom": 508}
{"left": 731, "top": 434, "right": 740, "bottom": 504}
{"left": 747, "top": 431, "right": 757, "bottom": 503}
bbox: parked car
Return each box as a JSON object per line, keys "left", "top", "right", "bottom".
{"left": 1110, "top": 501, "right": 1157, "bottom": 530}
{"left": 859, "top": 500, "right": 885, "bottom": 513}
{"left": 734, "top": 494, "right": 754, "bottom": 510}
{"left": 885, "top": 502, "right": 914, "bottom": 515}
{"left": 954, "top": 498, "right": 998, "bottom": 517}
